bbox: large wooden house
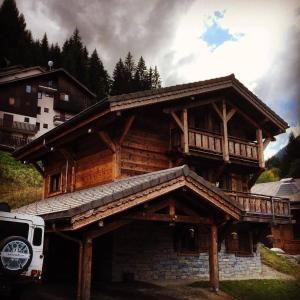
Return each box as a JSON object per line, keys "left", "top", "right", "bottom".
{"left": 14, "top": 74, "right": 291, "bottom": 300}
{"left": 0, "top": 65, "right": 96, "bottom": 151}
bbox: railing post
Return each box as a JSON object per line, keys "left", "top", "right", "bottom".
{"left": 271, "top": 197, "right": 275, "bottom": 223}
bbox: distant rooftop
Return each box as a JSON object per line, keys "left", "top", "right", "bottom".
{"left": 251, "top": 178, "right": 300, "bottom": 201}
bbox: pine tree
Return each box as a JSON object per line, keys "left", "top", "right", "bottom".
{"left": 62, "top": 28, "right": 89, "bottom": 84}
{"left": 152, "top": 66, "right": 162, "bottom": 89}
{"left": 88, "top": 49, "right": 110, "bottom": 100}
{"left": 0, "top": 0, "right": 33, "bottom": 67}
{"left": 40, "top": 33, "right": 49, "bottom": 67}
{"left": 124, "top": 52, "right": 135, "bottom": 93}
{"left": 111, "top": 59, "right": 126, "bottom": 96}
{"left": 134, "top": 56, "right": 148, "bottom": 91}
{"left": 49, "top": 43, "right": 62, "bottom": 68}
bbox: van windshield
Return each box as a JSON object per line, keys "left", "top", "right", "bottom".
{"left": 0, "top": 220, "right": 29, "bottom": 241}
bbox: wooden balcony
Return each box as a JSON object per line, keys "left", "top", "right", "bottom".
{"left": 172, "top": 128, "right": 259, "bottom": 162}
{"left": 225, "top": 190, "right": 291, "bottom": 223}
{"left": 0, "top": 132, "right": 32, "bottom": 150}
{"left": 0, "top": 118, "right": 37, "bottom": 134}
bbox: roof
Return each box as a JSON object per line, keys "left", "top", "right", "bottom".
{"left": 0, "top": 66, "right": 96, "bottom": 98}
{"left": 14, "top": 165, "right": 241, "bottom": 223}
{"left": 13, "top": 74, "right": 288, "bottom": 160}
{"left": 251, "top": 178, "right": 300, "bottom": 201}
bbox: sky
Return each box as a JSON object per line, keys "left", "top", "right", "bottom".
{"left": 14, "top": 0, "right": 300, "bottom": 159}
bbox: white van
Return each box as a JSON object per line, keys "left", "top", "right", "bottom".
{"left": 0, "top": 208, "right": 45, "bottom": 293}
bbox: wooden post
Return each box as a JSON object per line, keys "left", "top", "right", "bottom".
{"left": 209, "top": 223, "right": 219, "bottom": 292}
{"left": 182, "top": 108, "right": 189, "bottom": 153}
{"left": 113, "top": 144, "right": 121, "bottom": 179}
{"left": 222, "top": 100, "right": 229, "bottom": 161}
{"left": 256, "top": 128, "right": 265, "bottom": 168}
{"left": 81, "top": 237, "right": 93, "bottom": 300}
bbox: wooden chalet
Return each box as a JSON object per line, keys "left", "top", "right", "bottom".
{"left": 14, "top": 74, "right": 291, "bottom": 300}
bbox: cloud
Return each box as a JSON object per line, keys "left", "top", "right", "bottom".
{"left": 201, "top": 10, "right": 244, "bottom": 50}
{"left": 16, "top": 0, "right": 194, "bottom": 73}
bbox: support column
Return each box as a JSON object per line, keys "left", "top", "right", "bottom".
{"left": 222, "top": 100, "right": 229, "bottom": 161}
{"left": 182, "top": 108, "right": 189, "bottom": 153}
{"left": 256, "top": 128, "right": 265, "bottom": 168}
{"left": 81, "top": 237, "right": 93, "bottom": 300}
{"left": 209, "top": 223, "right": 219, "bottom": 292}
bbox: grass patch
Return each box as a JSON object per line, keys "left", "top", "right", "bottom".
{"left": 190, "top": 280, "right": 300, "bottom": 300}
{"left": 260, "top": 244, "right": 300, "bottom": 280}
{"left": 0, "top": 151, "right": 43, "bottom": 208}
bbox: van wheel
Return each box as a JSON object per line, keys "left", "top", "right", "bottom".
{"left": 0, "top": 236, "right": 33, "bottom": 276}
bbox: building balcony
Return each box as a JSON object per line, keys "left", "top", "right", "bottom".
{"left": 171, "top": 128, "right": 259, "bottom": 163}
{"left": 0, "top": 118, "right": 37, "bottom": 135}
{"left": 0, "top": 132, "right": 32, "bottom": 151}
{"left": 225, "top": 190, "right": 291, "bottom": 223}
{"left": 53, "top": 115, "right": 72, "bottom": 126}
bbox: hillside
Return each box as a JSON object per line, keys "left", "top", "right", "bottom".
{"left": 0, "top": 150, "right": 43, "bottom": 209}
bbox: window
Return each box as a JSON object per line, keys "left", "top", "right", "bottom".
{"left": 36, "top": 122, "right": 40, "bottom": 130}
{"left": 33, "top": 227, "right": 43, "bottom": 246}
{"left": 49, "top": 173, "right": 61, "bottom": 193}
{"left": 24, "top": 117, "right": 30, "bottom": 123}
{"left": 48, "top": 80, "right": 53, "bottom": 87}
{"left": 225, "top": 225, "right": 253, "bottom": 256}
{"left": 37, "top": 106, "right": 41, "bottom": 114}
{"left": 43, "top": 123, "right": 48, "bottom": 129}
{"left": 175, "top": 225, "right": 210, "bottom": 255}
{"left": 0, "top": 220, "right": 29, "bottom": 241}
{"left": 9, "top": 97, "right": 15, "bottom": 106}
{"left": 38, "top": 92, "right": 42, "bottom": 99}
{"left": 44, "top": 107, "right": 49, "bottom": 113}
{"left": 60, "top": 93, "right": 69, "bottom": 101}
{"left": 26, "top": 85, "right": 32, "bottom": 93}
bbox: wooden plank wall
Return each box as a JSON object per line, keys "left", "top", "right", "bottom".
{"left": 120, "top": 115, "right": 170, "bottom": 177}
{"left": 75, "top": 149, "right": 113, "bottom": 189}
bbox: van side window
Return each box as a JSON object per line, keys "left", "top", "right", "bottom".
{"left": 33, "top": 227, "right": 43, "bottom": 246}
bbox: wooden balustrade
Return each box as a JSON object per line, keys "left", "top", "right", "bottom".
{"left": 171, "top": 128, "right": 260, "bottom": 162}
{"left": 225, "top": 190, "right": 291, "bottom": 218}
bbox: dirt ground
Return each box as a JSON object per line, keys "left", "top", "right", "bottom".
{"left": 19, "top": 281, "right": 233, "bottom": 300}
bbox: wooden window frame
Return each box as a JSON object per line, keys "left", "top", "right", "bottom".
{"left": 48, "top": 172, "right": 62, "bottom": 196}
{"left": 225, "top": 227, "right": 254, "bottom": 257}
{"left": 175, "top": 224, "right": 210, "bottom": 256}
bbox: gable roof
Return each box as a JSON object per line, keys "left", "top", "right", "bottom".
{"left": 14, "top": 165, "right": 242, "bottom": 228}
{"left": 0, "top": 67, "right": 96, "bottom": 98}
{"left": 13, "top": 74, "right": 288, "bottom": 160}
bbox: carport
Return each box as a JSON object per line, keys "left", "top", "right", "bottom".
{"left": 15, "top": 166, "right": 242, "bottom": 300}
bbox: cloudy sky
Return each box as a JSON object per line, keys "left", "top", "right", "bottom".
{"left": 15, "top": 0, "right": 300, "bottom": 158}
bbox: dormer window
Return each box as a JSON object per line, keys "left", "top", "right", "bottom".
{"left": 26, "top": 85, "right": 32, "bottom": 93}
{"left": 49, "top": 173, "right": 61, "bottom": 194}
{"left": 60, "top": 93, "right": 69, "bottom": 101}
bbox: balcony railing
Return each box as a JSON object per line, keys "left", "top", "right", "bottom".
{"left": 0, "top": 132, "right": 32, "bottom": 149}
{"left": 0, "top": 118, "right": 37, "bottom": 134}
{"left": 53, "top": 115, "right": 72, "bottom": 126}
{"left": 172, "top": 128, "right": 259, "bottom": 161}
{"left": 225, "top": 190, "right": 291, "bottom": 219}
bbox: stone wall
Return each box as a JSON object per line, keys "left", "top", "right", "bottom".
{"left": 112, "top": 222, "right": 262, "bottom": 282}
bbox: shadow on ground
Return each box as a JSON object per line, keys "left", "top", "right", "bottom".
{"left": 19, "top": 281, "right": 232, "bottom": 300}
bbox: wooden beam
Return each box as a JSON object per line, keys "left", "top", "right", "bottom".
{"left": 263, "top": 137, "right": 272, "bottom": 150}
{"left": 87, "top": 219, "right": 132, "bottom": 240}
{"left": 81, "top": 237, "right": 93, "bottom": 300}
{"left": 163, "top": 97, "right": 222, "bottom": 113}
{"left": 226, "top": 108, "right": 237, "bottom": 122}
{"left": 209, "top": 223, "right": 219, "bottom": 292}
{"left": 169, "top": 199, "right": 176, "bottom": 218}
{"left": 119, "top": 115, "right": 135, "bottom": 145}
{"left": 182, "top": 108, "right": 189, "bottom": 153}
{"left": 170, "top": 111, "right": 184, "bottom": 132}
{"left": 212, "top": 103, "right": 223, "bottom": 120}
{"left": 98, "top": 131, "right": 116, "bottom": 153}
{"left": 112, "top": 144, "right": 121, "bottom": 179}
{"left": 256, "top": 128, "right": 265, "bottom": 168}
{"left": 222, "top": 100, "right": 229, "bottom": 161}
{"left": 31, "top": 162, "right": 44, "bottom": 177}
{"left": 126, "top": 211, "right": 213, "bottom": 224}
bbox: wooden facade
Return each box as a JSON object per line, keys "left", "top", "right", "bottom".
{"left": 14, "top": 74, "right": 291, "bottom": 300}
